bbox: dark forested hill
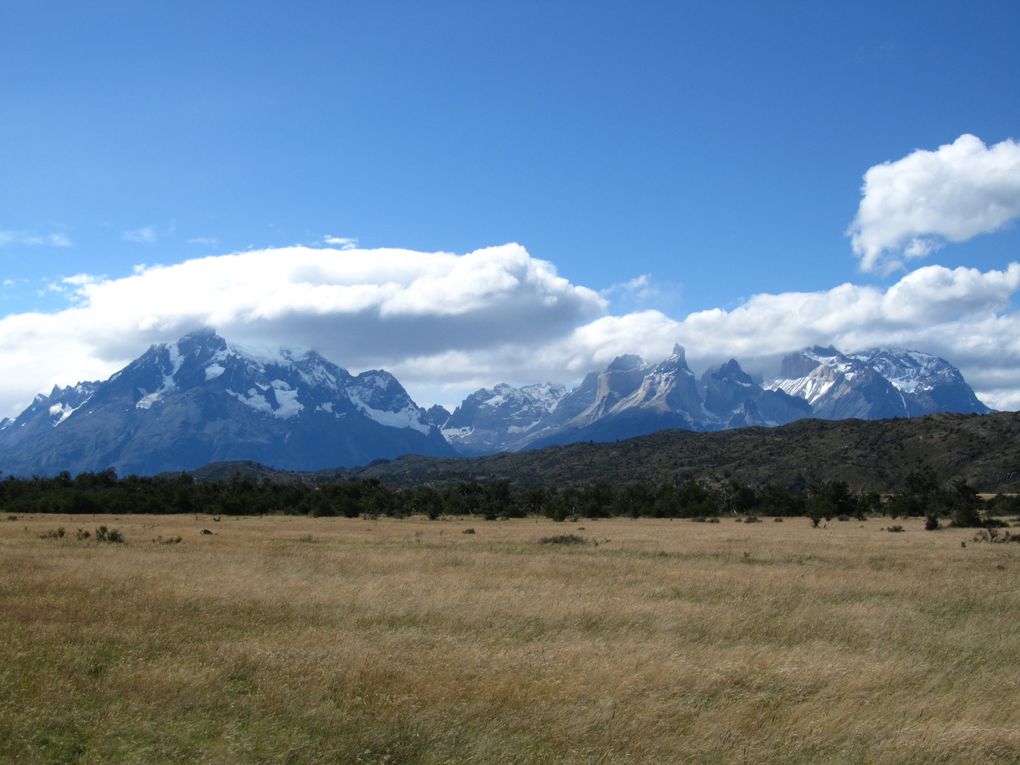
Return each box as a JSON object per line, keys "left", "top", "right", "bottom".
{"left": 191, "top": 412, "right": 1020, "bottom": 492}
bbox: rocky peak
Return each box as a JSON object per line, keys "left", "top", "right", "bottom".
{"left": 607, "top": 354, "right": 646, "bottom": 372}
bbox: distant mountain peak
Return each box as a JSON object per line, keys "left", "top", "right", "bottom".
{"left": 0, "top": 330, "right": 453, "bottom": 475}
{"left": 448, "top": 342, "right": 991, "bottom": 455}
{"left": 768, "top": 344, "right": 990, "bottom": 419}
{"left": 607, "top": 354, "right": 645, "bottom": 372}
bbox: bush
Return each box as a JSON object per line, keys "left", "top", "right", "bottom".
{"left": 75, "top": 528, "right": 90, "bottom": 541}
{"left": 462, "top": 528, "right": 476, "bottom": 534}
{"left": 924, "top": 514, "right": 940, "bottom": 531}
{"left": 94, "top": 525, "right": 124, "bottom": 543}
{"left": 538, "top": 534, "right": 585, "bottom": 545}
{"left": 971, "top": 528, "right": 1020, "bottom": 544}
{"left": 952, "top": 504, "right": 983, "bottom": 528}
{"left": 743, "top": 516, "right": 761, "bottom": 524}
{"left": 39, "top": 527, "right": 65, "bottom": 539}
{"left": 887, "top": 525, "right": 905, "bottom": 533}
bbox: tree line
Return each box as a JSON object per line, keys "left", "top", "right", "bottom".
{"left": 1, "top": 468, "right": 1016, "bottom": 525}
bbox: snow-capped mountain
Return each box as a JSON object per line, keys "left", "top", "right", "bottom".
{"left": 425, "top": 404, "right": 452, "bottom": 428}
{"left": 767, "top": 346, "right": 991, "bottom": 419}
{"left": 443, "top": 344, "right": 990, "bottom": 455}
{"left": 849, "top": 348, "right": 991, "bottom": 416}
{"left": 441, "top": 382, "right": 568, "bottom": 455}
{"left": 0, "top": 332, "right": 991, "bottom": 474}
{"left": 0, "top": 381, "right": 100, "bottom": 451}
{"left": 449, "top": 345, "right": 710, "bottom": 452}
{"left": 701, "top": 359, "right": 811, "bottom": 428}
{"left": 0, "top": 329, "right": 454, "bottom": 476}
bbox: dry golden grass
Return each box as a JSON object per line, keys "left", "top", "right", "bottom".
{"left": 2, "top": 513, "right": 1019, "bottom": 764}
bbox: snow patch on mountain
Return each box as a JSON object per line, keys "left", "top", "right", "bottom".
{"left": 136, "top": 342, "right": 185, "bottom": 410}
{"left": 768, "top": 372, "right": 837, "bottom": 405}
{"left": 350, "top": 394, "right": 430, "bottom": 434}
{"left": 851, "top": 349, "right": 944, "bottom": 393}
{"left": 227, "top": 387, "right": 273, "bottom": 415}
{"left": 442, "top": 425, "right": 474, "bottom": 440}
{"left": 270, "top": 380, "right": 303, "bottom": 418}
{"left": 49, "top": 402, "right": 80, "bottom": 426}
{"left": 520, "top": 382, "right": 568, "bottom": 412}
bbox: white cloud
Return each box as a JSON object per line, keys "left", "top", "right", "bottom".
{"left": 602, "top": 274, "right": 652, "bottom": 300}
{"left": 849, "top": 134, "right": 1020, "bottom": 272}
{"left": 0, "top": 243, "right": 1017, "bottom": 418}
{"left": 322, "top": 235, "right": 357, "bottom": 249}
{"left": 122, "top": 226, "right": 158, "bottom": 244}
{"left": 0, "top": 230, "right": 72, "bottom": 248}
{"left": 394, "top": 264, "right": 1020, "bottom": 412}
{"left": 0, "top": 243, "right": 604, "bottom": 416}
{"left": 672, "top": 263, "right": 1020, "bottom": 410}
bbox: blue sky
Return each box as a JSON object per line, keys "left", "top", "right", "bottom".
{"left": 1, "top": 1, "right": 1019, "bottom": 413}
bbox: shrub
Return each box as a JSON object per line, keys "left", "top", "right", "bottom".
{"left": 39, "top": 527, "right": 65, "bottom": 539}
{"left": 924, "top": 514, "right": 940, "bottom": 531}
{"left": 94, "top": 525, "right": 124, "bottom": 543}
{"left": 743, "top": 516, "right": 761, "bottom": 524}
{"left": 462, "top": 528, "right": 476, "bottom": 534}
{"left": 538, "top": 534, "right": 585, "bottom": 545}
{"left": 887, "top": 524, "right": 905, "bottom": 533}
{"left": 836, "top": 515, "right": 851, "bottom": 522}
{"left": 773, "top": 517, "right": 783, "bottom": 522}
{"left": 75, "top": 528, "right": 90, "bottom": 541}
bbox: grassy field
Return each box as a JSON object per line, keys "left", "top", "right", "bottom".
{"left": 2, "top": 513, "right": 1019, "bottom": 764}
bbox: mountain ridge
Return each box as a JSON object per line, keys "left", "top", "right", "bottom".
{"left": 0, "top": 330, "right": 998, "bottom": 476}
{"left": 441, "top": 344, "right": 991, "bottom": 453}
{"left": 188, "top": 411, "right": 1020, "bottom": 494}
{"left": 0, "top": 329, "right": 454, "bottom": 476}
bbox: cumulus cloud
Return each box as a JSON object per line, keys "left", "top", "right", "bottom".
{"left": 849, "top": 134, "right": 1020, "bottom": 272}
{"left": 395, "top": 263, "right": 1020, "bottom": 412}
{"left": 0, "top": 243, "right": 604, "bottom": 416}
{"left": 676, "top": 263, "right": 1020, "bottom": 410}
{"left": 0, "top": 243, "right": 1018, "bottom": 418}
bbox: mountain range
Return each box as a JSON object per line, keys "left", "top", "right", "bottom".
{"left": 0, "top": 330, "right": 993, "bottom": 476}
{"left": 0, "top": 330, "right": 454, "bottom": 476}
{"left": 436, "top": 344, "right": 990, "bottom": 454}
